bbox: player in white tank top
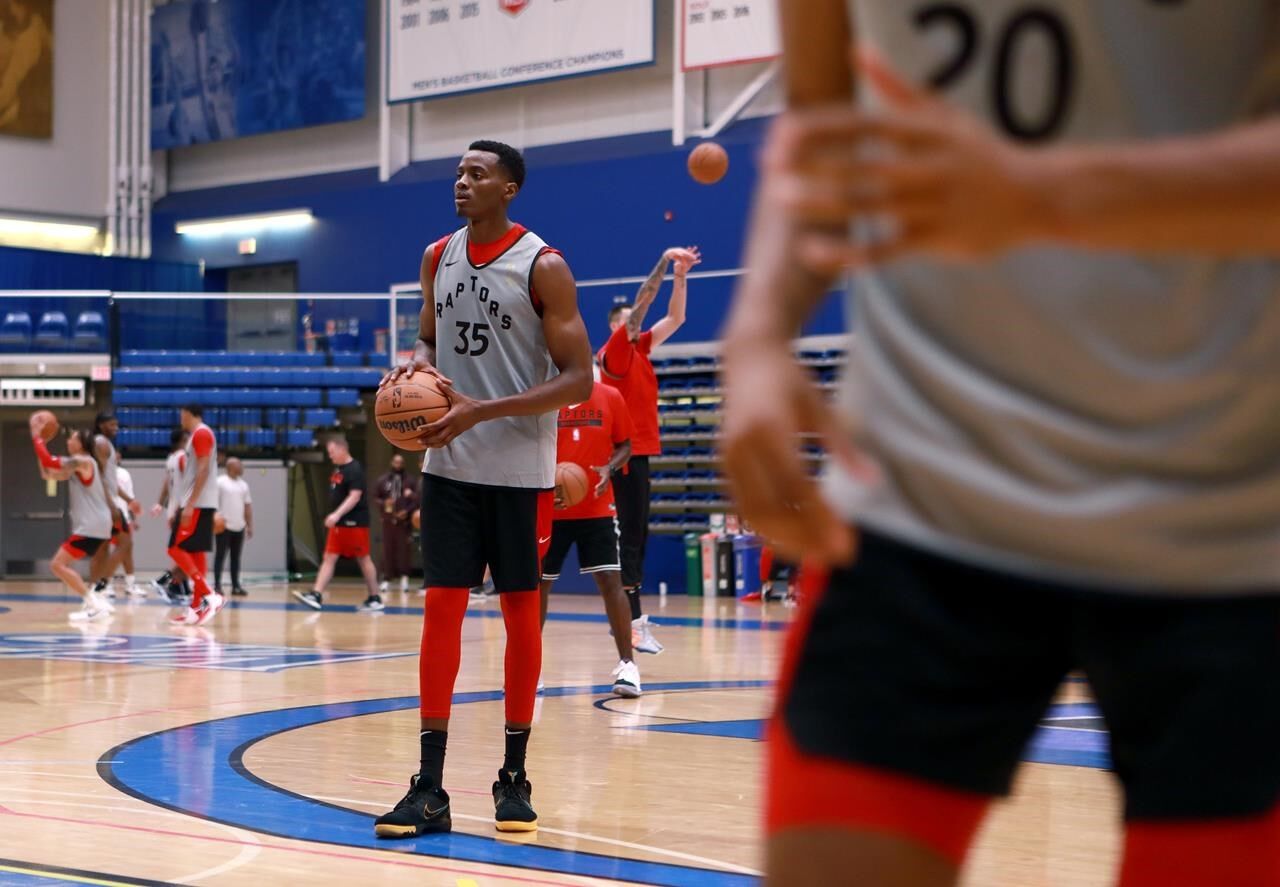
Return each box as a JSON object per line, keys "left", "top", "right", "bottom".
{"left": 721, "top": 2, "right": 1280, "bottom": 883}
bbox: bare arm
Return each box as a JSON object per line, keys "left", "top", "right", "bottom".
{"left": 244, "top": 502, "right": 254, "bottom": 537}
{"left": 780, "top": 53, "right": 1280, "bottom": 272}
{"left": 94, "top": 438, "right": 119, "bottom": 517}
{"left": 330, "top": 490, "right": 362, "bottom": 521}
{"left": 625, "top": 253, "right": 672, "bottom": 341}
{"left": 420, "top": 253, "right": 593, "bottom": 447}
{"left": 720, "top": 0, "right": 861, "bottom": 565}
{"left": 649, "top": 247, "right": 701, "bottom": 347}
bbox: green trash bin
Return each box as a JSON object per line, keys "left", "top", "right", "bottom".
{"left": 684, "top": 533, "right": 702, "bottom": 597}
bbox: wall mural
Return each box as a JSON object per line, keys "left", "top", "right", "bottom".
{"left": 0, "top": 0, "right": 53, "bottom": 139}
{"left": 151, "top": 0, "right": 365, "bottom": 150}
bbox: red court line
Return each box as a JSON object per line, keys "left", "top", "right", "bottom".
{"left": 0, "top": 805, "right": 584, "bottom": 886}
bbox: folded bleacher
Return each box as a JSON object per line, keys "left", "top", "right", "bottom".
{"left": 113, "top": 350, "right": 388, "bottom": 452}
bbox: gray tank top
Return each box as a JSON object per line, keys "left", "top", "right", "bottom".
{"left": 95, "top": 434, "right": 119, "bottom": 501}
{"left": 425, "top": 226, "right": 559, "bottom": 489}
{"left": 166, "top": 450, "right": 186, "bottom": 518}
{"left": 70, "top": 458, "right": 112, "bottom": 540}
{"left": 182, "top": 424, "right": 219, "bottom": 509}
{"left": 830, "top": 1, "right": 1280, "bottom": 591}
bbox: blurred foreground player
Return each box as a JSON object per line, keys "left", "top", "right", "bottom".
{"left": 722, "top": 2, "right": 1280, "bottom": 885}
{"left": 30, "top": 419, "right": 114, "bottom": 623}
{"left": 374, "top": 140, "right": 592, "bottom": 836}
{"left": 599, "top": 244, "right": 700, "bottom": 654}
{"left": 539, "top": 376, "right": 640, "bottom": 697}
{"left": 168, "top": 405, "right": 223, "bottom": 626}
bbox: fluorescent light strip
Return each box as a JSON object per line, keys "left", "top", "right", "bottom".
{"left": 175, "top": 209, "right": 314, "bottom": 237}
{"left": 0, "top": 217, "right": 100, "bottom": 239}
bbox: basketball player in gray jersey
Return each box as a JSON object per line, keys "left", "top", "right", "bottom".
{"left": 375, "top": 140, "right": 593, "bottom": 837}
{"left": 723, "top": 2, "right": 1280, "bottom": 883}
{"left": 89, "top": 412, "right": 142, "bottom": 598}
{"left": 30, "top": 420, "right": 115, "bottom": 623}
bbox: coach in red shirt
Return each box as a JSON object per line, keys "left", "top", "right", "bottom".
{"left": 598, "top": 245, "right": 700, "bottom": 653}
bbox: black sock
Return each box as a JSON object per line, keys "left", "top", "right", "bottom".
{"left": 626, "top": 585, "right": 642, "bottom": 621}
{"left": 503, "top": 727, "right": 531, "bottom": 774}
{"left": 419, "top": 730, "right": 447, "bottom": 787}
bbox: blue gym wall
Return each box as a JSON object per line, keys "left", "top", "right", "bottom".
{"left": 150, "top": 120, "right": 845, "bottom": 348}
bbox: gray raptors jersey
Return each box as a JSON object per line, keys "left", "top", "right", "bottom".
{"left": 182, "top": 424, "right": 219, "bottom": 509}
{"left": 95, "top": 434, "right": 119, "bottom": 502}
{"left": 70, "top": 458, "right": 112, "bottom": 539}
{"left": 165, "top": 450, "right": 186, "bottom": 518}
{"left": 830, "top": 1, "right": 1280, "bottom": 591}
{"left": 425, "top": 226, "right": 559, "bottom": 489}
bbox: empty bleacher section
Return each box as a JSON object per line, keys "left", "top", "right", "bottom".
{"left": 112, "top": 350, "right": 387, "bottom": 452}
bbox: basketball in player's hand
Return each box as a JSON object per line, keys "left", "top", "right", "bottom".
{"left": 688, "top": 142, "right": 729, "bottom": 185}
{"left": 375, "top": 375, "right": 451, "bottom": 451}
{"left": 555, "top": 462, "right": 591, "bottom": 509}
{"left": 30, "top": 410, "right": 58, "bottom": 442}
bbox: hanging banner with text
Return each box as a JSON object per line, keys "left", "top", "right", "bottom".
{"left": 387, "top": 0, "right": 655, "bottom": 102}
{"left": 681, "top": 0, "right": 780, "bottom": 71}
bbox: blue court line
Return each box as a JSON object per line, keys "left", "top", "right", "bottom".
{"left": 0, "top": 592, "right": 790, "bottom": 632}
{"left": 101, "top": 682, "right": 769, "bottom": 886}
{"left": 640, "top": 719, "right": 764, "bottom": 741}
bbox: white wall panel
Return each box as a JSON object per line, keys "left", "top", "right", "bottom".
{"left": 0, "top": 0, "right": 110, "bottom": 219}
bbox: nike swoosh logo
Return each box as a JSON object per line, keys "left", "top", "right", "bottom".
{"left": 444, "top": 260, "right": 459, "bottom": 266}
{"left": 538, "top": 536, "right": 551, "bottom": 545}
{"left": 423, "top": 800, "right": 449, "bottom": 816}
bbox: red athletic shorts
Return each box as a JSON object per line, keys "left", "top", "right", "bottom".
{"left": 325, "top": 526, "right": 370, "bottom": 559}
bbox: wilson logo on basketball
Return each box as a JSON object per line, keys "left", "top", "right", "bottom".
{"left": 499, "top": 0, "right": 529, "bottom": 16}
{"left": 379, "top": 415, "right": 428, "bottom": 434}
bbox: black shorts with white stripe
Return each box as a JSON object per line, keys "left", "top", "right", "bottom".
{"left": 541, "top": 517, "right": 621, "bottom": 581}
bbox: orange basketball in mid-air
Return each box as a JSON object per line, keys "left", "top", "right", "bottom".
{"left": 375, "top": 374, "right": 451, "bottom": 451}
{"left": 31, "top": 410, "right": 58, "bottom": 442}
{"left": 555, "top": 462, "right": 591, "bottom": 509}
{"left": 688, "top": 142, "right": 729, "bottom": 185}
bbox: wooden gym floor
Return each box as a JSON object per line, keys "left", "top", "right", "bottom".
{"left": 0, "top": 579, "right": 1120, "bottom": 886}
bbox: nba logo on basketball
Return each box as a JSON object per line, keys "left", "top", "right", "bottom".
{"left": 499, "top": 0, "right": 529, "bottom": 16}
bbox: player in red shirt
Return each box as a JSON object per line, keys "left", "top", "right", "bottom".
{"left": 539, "top": 376, "right": 640, "bottom": 697}
{"left": 599, "top": 245, "right": 700, "bottom": 654}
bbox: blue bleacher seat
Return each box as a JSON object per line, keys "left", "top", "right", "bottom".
{"left": 72, "top": 311, "right": 106, "bottom": 351}
{"left": 283, "top": 428, "right": 314, "bottom": 447}
{"left": 325, "top": 388, "right": 359, "bottom": 408}
{"left": 330, "top": 352, "right": 363, "bottom": 367}
{"left": 33, "top": 311, "right": 70, "bottom": 350}
{"left": 304, "top": 408, "right": 337, "bottom": 427}
{"left": 0, "top": 311, "right": 33, "bottom": 349}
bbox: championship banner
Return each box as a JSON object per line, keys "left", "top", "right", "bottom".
{"left": 387, "top": 0, "right": 655, "bottom": 103}
{"left": 681, "top": 0, "right": 780, "bottom": 71}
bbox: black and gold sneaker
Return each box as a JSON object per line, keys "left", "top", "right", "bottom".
{"left": 492, "top": 769, "right": 538, "bottom": 832}
{"left": 374, "top": 774, "right": 451, "bottom": 838}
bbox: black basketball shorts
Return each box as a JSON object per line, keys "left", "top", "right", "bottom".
{"left": 541, "top": 517, "right": 621, "bottom": 581}
{"left": 420, "top": 473, "right": 553, "bottom": 592}
{"left": 781, "top": 529, "right": 1280, "bottom": 821}
{"left": 168, "top": 508, "right": 215, "bottom": 554}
